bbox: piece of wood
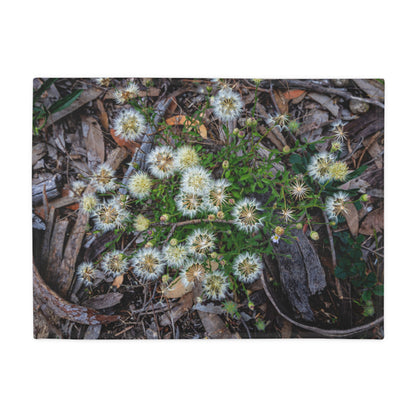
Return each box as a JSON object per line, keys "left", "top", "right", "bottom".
{"left": 159, "top": 292, "right": 193, "bottom": 327}
{"left": 45, "top": 87, "right": 103, "bottom": 128}
{"left": 33, "top": 264, "right": 120, "bottom": 326}
{"left": 45, "top": 219, "right": 69, "bottom": 288}
{"left": 32, "top": 142, "right": 47, "bottom": 166}
{"left": 82, "top": 293, "right": 124, "bottom": 310}
{"left": 40, "top": 206, "right": 56, "bottom": 272}
{"left": 32, "top": 174, "right": 62, "bottom": 206}
{"left": 81, "top": 115, "right": 105, "bottom": 169}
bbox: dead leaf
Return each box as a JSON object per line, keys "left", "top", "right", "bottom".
{"left": 82, "top": 116, "right": 105, "bottom": 169}
{"left": 281, "top": 320, "right": 292, "bottom": 338}
{"left": 112, "top": 274, "right": 124, "bottom": 289}
{"left": 343, "top": 203, "right": 359, "bottom": 237}
{"left": 96, "top": 99, "right": 109, "bottom": 131}
{"left": 209, "top": 260, "right": 219, "bottom": 271}
{"left": 110, "top": 128, "right": 141, "bottom": 154}
{"left": 82, "top": 292, "right": 123, "bottom": 310}
{"left": 283, "top": 89, "right": 306, "bottom": 101}
{"left": 162, "top": 278, "right": 193, "bottom": 298}
{"left": 137, "top": 87, "right": 160, "bottom": 97}
{"left": 359, "top": 208, "right": 384, "bottom": 235}
{"left": 272, "top": 89, "right": 289, "bottom": 114}
{"left": 165, "top": 115, "right": 207, "bottom": 139}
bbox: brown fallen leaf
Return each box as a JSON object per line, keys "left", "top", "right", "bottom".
{"left": 112, "top": 274, "right": 124, "bottom": 289}
{"left": 82, "top": 116, "right": 105, "bottom": 169}
{"left": 82, "top": 292, "right": 124, "bottom": 310}
{"left": 162, "top": 278, "right": 193, "bottom": 299}
{"left": 165, "top": 115, "right": 208, "bottom": 139}
{"left": 273, "top": 89, "right": 289, "bottom": 114}
{"left": 283, "top": 89, "right": 306, "bottom": 101}
{"left": 359, "top": 208, "right": 384, "bottom": 236}
{"left": 96, "top": 99, "right": 109, "bottom": 131}
{"left": 343, "top": 202, "right": 359, "bottom": 237}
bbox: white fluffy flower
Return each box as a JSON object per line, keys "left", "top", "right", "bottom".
{"left": 186, "top": 228, "right": 216, "bottom": 260}
{"left": 131, "top": 247, "right": 165, "bottom": 281}
{"left": 113, "top": 108, "right": 146, "bottom": 142}
{"left": 212, "top": 88, "right": 243, "bottom": 122}
{"left": 307, "top": 152, "right": 336, "bottom": 183}
{"left": 180, "top": 166, "right": 212, "bottom": 196}
{"left": 175, "top": 191, "right": 205, "bottom": 218}
{"left": 81, "top": 193, "right": 99, "bottom": 213}
{"left": 180, "top": 260, "right": 206, "bottom": 288}
{"left": 127, "top": 171, "right": 152, "bottom": 199}
{"left": 325, "top": 192, "right": 350, "bottom": 220}
{"left": 232, "top": 252, "right": 263, "bottom": 284}
{"left": 147, "top": 146, "right": 176, "bottom": 179}
{"left": 232, "top": 198, "right": 264, "bottom": 233}
{"left": 174, "top": 146, "right": 200, "bottom": 171}
{"left": 114, "top": 82, "right": 140, "bottom": 104}
{"left": 203, "top": 271, "right": 228, "bottom": 300}
{"left": 91, "top": 163, "right": 117, "bottom": 193}
{"left": 77, "top": 262, "right": 96, "bottom": 286}
{"left": 163, "top": 244, "right": 188, "bottom": 268}
{"left": 93, "top": 199, "right": 128, "bottom": 231}
{"left": 204, "top": 179, "right": 230, "bottom": 213}
{"left": 101, "top": 250, "right": 128, "bottom": 277}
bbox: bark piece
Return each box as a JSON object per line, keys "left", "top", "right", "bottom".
{"left": 308, "top": 92, "right": 339, "bottom": 117}
{"left": 159, "top": 293, "right": 193, "bottom": 327}
{"left": 33, "top": 264, "right": 120, "bottom": 326}
{"left": 81, "top": 116, "right": 105, "bottom": 169}
{"left": 32, "top": 142, "right": 47, "bottom": 166}
{"left": 32, "top": 174, "right": 62, "bottom": 206}
{"left": 84, "top": 325, "right": 102, "bottom": 339}
{"left": 274, "top": 230, "right": 326, "bottom": 322}
{"left": 82, "top": 293, "right": 123, "bottom": 310}
{"left": 359, "top": 208, "right": 384, "bottom": 235}
{"left": 353, "top": 79, "right": 384, "bottom": 102}
{"left": 343, "top": 203, "right": 359, "bottom": 237}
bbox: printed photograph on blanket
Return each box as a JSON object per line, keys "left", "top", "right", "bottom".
{"left": 32, "top": 78, "right": 384, "bottom": 339}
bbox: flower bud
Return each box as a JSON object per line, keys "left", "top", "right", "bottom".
{"left": 228, "top": 198, "right": 235, "bottom": 205}
{"left": 238, "top": 130, "right": 245, "bottom": 138}
{"left": 217, "top": 211, "right": 225, "bottom": 219}
{"left": 246, "top": 117, "right": 257, "bottom": 128}
{"left": 144, "top": 241, "right": 154, "bottom": 248}
{"left": 162, "top": 274, "right": 170, "bottom": 283}
{"left": 233, "top": 128, "right": 240, "bottom": 136}
{"left": 248, "top": 301, "right": 255, "bottom": 311}
{"left": 206, "top": 85, "right": 212, "bottom": 93}
{"left": 222, "top": 160, "right": 229, "bottom": 169}
{"left": 274, "top": 226, "right": 285, "bottom": 236}
{"left": 283, "top": 145, "right": 291, "bottom": 153}
{"left": 207, "top": 214, "right": 216, "bottom": 221}
{"left": 160, "top": 214, "right": 169, "bottom": 222}
{"left": 210, "top": 252, "right": 218, "bottom": 259}
{"left": 296, "top": 223, "right": 303, "bottom": 230}
{"left": 360, "top": 194, "right": 369, "bottom": 202}
{"left": 169, "top": 238, "right": 178, "bottom": 246}
{"left": 310, "top": 231, "right": 319, "bottom": 241}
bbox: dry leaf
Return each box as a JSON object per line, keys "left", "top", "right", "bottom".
{"left": 283, "top": 89, "right": 306, "bottom": 101}
{"left": 272, "top": 89, "right": 289, "bottom": 114}
{"left": 210, "top": 260, "right": 219, "bottom": 271}
{"left": 162, "top": 278, "right": 193, "bottom": 299}
{"left": 359, "top": 208, "right": 384, "bottom": 236}
{"left": 343, "top": 203, "right": 359, "bottom": 237}
{"left": 96, "top": 99, "right": 109, "bottom": 131}
{"left": 110, "top": 128, "right": 141, "bottom": 154}
{"left": 82, "top": 116, "right": 105, "bottom": 168}
{"left": 165, "top": 115, "right": 208, "bottom": 139}
{"left": 112, "top": 274, "right": 124, "bottom": 289}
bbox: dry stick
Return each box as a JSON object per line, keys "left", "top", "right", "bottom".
{"left": 274, "top": 80, "right": 385, "bottom": 109}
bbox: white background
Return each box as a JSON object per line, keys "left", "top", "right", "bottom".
{"left": 0, "top": 1, "right": 414, "bottom": 415}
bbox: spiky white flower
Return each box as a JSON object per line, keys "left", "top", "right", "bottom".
{"left": 330, "top": 120, "right": 348, "bottom": 142}
{"left": 113, "top": 108, "right": 146, "bottom": 142}
{"left": 307, "top": 152, "right": 336, "bottom": 183}
{"left": 163, "top": 244, "right": 188, "bottom": 268}
{"left": 233, "top": 252, "right": 263, "bottom": 284}
{"left": 113, "top": 82, "right": 140, "bottom": 104}
{"left": 203, "top": 271, "right": 229, "bottom": 300}
{"left": 127, "top": 171, "right": 152, "bottom": 199}
{"left": 186, "top": 228, "right": 216, "bottom": 260}
{"left": 212, "top": 88, "right": 243, "bottom": 122}
{"left": 325, "top": 192, "right": 350, "bottom": 220}
{"left": 281, "top": 208, "right": 296, "bottom": 223}
{"left": 175, "top": 191, "right": 205, "bottom": 218}
{"left": 266, "top": 113, "right": 290, "bottom": 130}
{"left": 289, "top": 178, "right": 310, "bottom": 200}
{"left": 101, "top": 250, "right": 128, "bottom": 277}
{"left": 204, "top": 179, "right": 230, "bottom": 213}
{"left": 180, "top": 166, "right": 213, "bottom": 196}
{"left": 91, "top": 163, "right": 117, "bottom": 193}
{"left": 133, "top": 214, "right": 150, "bottom": 232}
{"left": 131, "top": 247, "right": 165, "bottom": 281}
{"left": 77, "top": 262, "right": 96, "bottom": 286}
{"left": 81, "top": 193, "right": 99, "bottom": 213}
{"left": 147, "top": 146, "right": 176, "bottom": 179}
{"left": 95, "top": 78, "right": 111, "bottom": 87}
{"left": 93, "top": 199, "right": 128, "bottom": 231}
{"left": 180, "top": 260, "right": 206, "bottom": 288}
{"left": 174, "top": 146, "right": 200, "bottom": 171}
{"left": 232, "top": 198, "right": 264, "bottom": 233}
{"left": 328, "top": 161, "right": 350, "bottom": 182}
{"left": 70, "top": 180, "right": 86, "bottom": 197}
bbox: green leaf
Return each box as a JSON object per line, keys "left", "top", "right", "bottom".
{"left": 372, "top": 284, "right": 384, "bottom": 296}
{"left": 33, "top": 78, "right": 58, "bottom": 102}
{"left": 345, "top": 165, "right": 368, "bottom": 182}
{"left": 48, "top": 89, "right": 82, "bottom": 114}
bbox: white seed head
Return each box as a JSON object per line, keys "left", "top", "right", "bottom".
{"left": 163, "top": 244, "right": 188, "bottom": 268}
{"left": 147, "top": 146, "right": 176, "bottom": 179}
{"left": 176, "top": 190, "right": 205, "bottom": 218}
{"left": 93, "top": 199, "right": 128, "bottom": 231}
{"left": 101, "top": 250, "right": 128, "bottom": 277}
{"left": 174, "top": 146, "right": 200, "bottom": 171}
{"left": 77, "top": 262, "right": 96, "bottom": 286}
{"left": 180, "top": 166, "right": 213, "bottom": 196}
{"left": 232, "top": 198, "right": 264, "bottom": 233}
{"left": 113, "top": 108, "right": 146, "bottom": 141}
{"left": 81, "top": 193, "right": 99, "bottom": 213}
{"left": 186, "top": 228, "right": 216, "bottom": 260}
{"left": 180, "top": 260, "right": 206, "bottom": 288}
{"left": 113, "top": 82, "right": 140, "bottom": 104}
{"left": 91, "top": 163, "right": 117, "bottom": 193}
{"left": 203, "top": 271, "right": 228, "bottom": 300}
{"left": 325, "top": 192, "right": 350, "bottom": 220}
{"left": 233, "top": 252, "right": 263, "bottom": 284}
{"left": 212, "top": 88, "right": 244, "bottom": 122}
{"left": 204, "top": 179, "right": 230, "bottom": 213}
{"left": 127, "top": 171, "right": 152, "bottom": 199}
{"left": 133, "top": 214, "right": 150, "bottom": 232}
{"left": 131, "top": 247, "right": 165, "bottom": 281}
{"left": 307, "top": 152, "right": 336, "bottom": 183}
